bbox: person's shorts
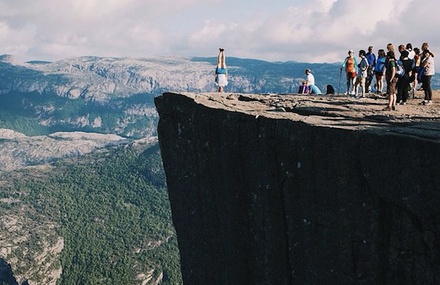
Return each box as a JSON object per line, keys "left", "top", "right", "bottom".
{"left": 355, "top": 76, "right": 366, "bottom": 86}
{"left": 387, "top": 78, "right": 397, "bottom": 94}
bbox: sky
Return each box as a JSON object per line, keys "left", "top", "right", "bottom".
{"left": 0, "top": 0, "right": 439, "bottom": 64}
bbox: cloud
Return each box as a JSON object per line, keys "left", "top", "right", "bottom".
{"left": 0, "top": 0, "right": 438, "bottom": 64}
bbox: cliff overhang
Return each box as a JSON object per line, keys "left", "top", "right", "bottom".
{"left": 155, "top": 92, "right": 440, "bottom": 285}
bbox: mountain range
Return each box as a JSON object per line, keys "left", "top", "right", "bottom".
{"left": 2, "top": 53, "right": 438, "bottom": 170}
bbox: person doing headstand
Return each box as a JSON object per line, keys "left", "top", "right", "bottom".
{"left": 215, "top": 48, "right": 228, "bottom": 92}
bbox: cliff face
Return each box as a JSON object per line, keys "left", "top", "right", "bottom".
{"left": 155, "top": 92, "right": 440, "bottom": 285}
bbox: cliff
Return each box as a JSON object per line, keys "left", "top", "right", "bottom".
{"left": 155, "top": 92, "right": 440, "bottom": 285}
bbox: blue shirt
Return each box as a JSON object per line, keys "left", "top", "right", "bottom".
{"left": 216, "top": 67, "right": 227, "bottom": 74}
{"left": 375, "top": 56, "right": 386, "bottom": 72}
{"left": 366, "top": 52, "right": 376, "bottom": 68}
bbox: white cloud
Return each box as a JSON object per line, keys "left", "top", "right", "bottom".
{"left": 0, "top": 0, "right": 438, "bottom": 65}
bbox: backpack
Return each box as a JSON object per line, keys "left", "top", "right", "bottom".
{"left": 326, "top": 84, "right": 335, "bottom": 94}
{"left": 395, "top": 59, "right": 405, "bottom": 77}
{"left": 357, "top": 57, "right": 369, "bottom": 77}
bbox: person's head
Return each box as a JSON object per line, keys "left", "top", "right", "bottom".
{"left": 413, "top": 47, "right": 420, "bottom": 55}
{"left": 348, "top": 49, "right": 354, "bottom": 56}
{"left": 422, "top": 42, "right": 429, "bottom": 51}
{"left": 378, "top": 49, "right": 385, "bottom": 56}
{"left": 368, "top": 46, "right": 373, "bottom": 53}
{"left": 359, "top": 50, "right": 366, "bottom": 57}
{"left": 398, "top": 44, "right": 405, "bottom": 52}
{"left": 387, "top": 43, "right": 394, "bottom": 52}
{"left": 423, "top": 49, "right": 433, "bottom": 57}
{"left": 406, "top": 43, "right": 413, "bottom": 51}
{"left": 305, "top": 68, "right": 311, "bottom": 74}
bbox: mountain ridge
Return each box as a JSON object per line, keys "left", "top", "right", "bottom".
{"left": 0, "top": 53, "right": 438, "bottom": 170}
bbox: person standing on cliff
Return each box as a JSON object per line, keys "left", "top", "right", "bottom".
{"left": 215, "top": 48, "right": 228, "bottom": 92}
{"left": 374, "top": 49, "right": 386, "bottom": 95}
{"left": 419, "top": 47, "right": 435, "bottom": 105}
{"left": 384, "top": 51, "right": 398, "bottom": 111}
{"left": 354, "top": 49, "right": 369, "bottom": 98}
{"left": 341, "top": 50, "right": 358, "bottom": 95}
{"left": 365, "top": 46, "right": 376, "bottom": 93}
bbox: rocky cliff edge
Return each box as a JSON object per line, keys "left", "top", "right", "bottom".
{"left": 155, "top": 92, "right": 440, "bottom": 285}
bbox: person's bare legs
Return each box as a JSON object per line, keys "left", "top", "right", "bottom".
{"left": 219, "top": 48, "right": 226, "bottom": 68}
{"left": 218, "top": 48, "right": 226, "bottom": 67}
{"left": 376, "top": 75, "right": 383, "bottom": 94}
{"left": 216, "top": 48, "right": 227, "bottom": 92}
{"left": 385, "top": 93, "right": 396, "bottom": 110}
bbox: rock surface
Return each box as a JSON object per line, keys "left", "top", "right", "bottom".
{"left": 0, "top": 129, "right": 129, "bottom": 171}
{"left": 155, "top": 92, "right": 440, "bottom": 285}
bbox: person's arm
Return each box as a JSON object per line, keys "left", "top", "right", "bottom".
{"left": 421, "top": 54, "right": 431, "bottom": 67}
{"left": 361, "top": 58, "right": 368, "bottom": 71}
{"left": 341, "top": 57, "right": 347, "bottom": 69}
{"left": 390, "top": 62, "right": 396, "bottom": 79}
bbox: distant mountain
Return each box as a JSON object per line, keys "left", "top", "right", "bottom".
{"left": 0, "top": 54, "right": 438, "bottom": 138}
{"left": 0, "top": 128, "right": 131, "bottom": 171}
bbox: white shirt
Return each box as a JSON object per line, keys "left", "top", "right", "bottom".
{"left": 407, "top": 49, "right": 415, "bottom": 60}
{"left": 306, "top": 73, "right": 315, "bottom": 85}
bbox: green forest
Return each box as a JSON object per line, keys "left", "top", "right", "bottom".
{"left": 0, "top": 142, "right": 182, "bottom": 284}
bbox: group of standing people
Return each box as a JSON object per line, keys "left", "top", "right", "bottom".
{"left": 341, "top": 42, "right": 435, "bottom": 110}
{"left": 383, "top": 42, "right": 435, "bottom": 110}
{"left": 215, "top": 44, "right": 435, "bottom": 107}
{"left": 341, "top": 46, "right": 387, "bottom": 98}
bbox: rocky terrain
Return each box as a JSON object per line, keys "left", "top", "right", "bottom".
{"left": 0, "top": 54, "right": 318, "bottom": 99}
{"left": 156, "top": 90, "right": 440, "bottom": 285}
{"left": 0, "top": 129, "right": 132, "bottom": 171}
{"left": 0, "top": 190, "right": 62, "bottom": 285}
{"left": 0, "top": 55, "right": 215, "bottom": 101}
{"left": 0, "top": 129, "right": 130, "bottom": 171}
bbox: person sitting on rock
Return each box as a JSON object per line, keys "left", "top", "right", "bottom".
{"left": 305, "top": 68, "right": 322, "bottom": 95}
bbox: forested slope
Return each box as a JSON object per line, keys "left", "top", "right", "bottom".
{"left": 0, "top": 141, "right": 182, "bottom": 284}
